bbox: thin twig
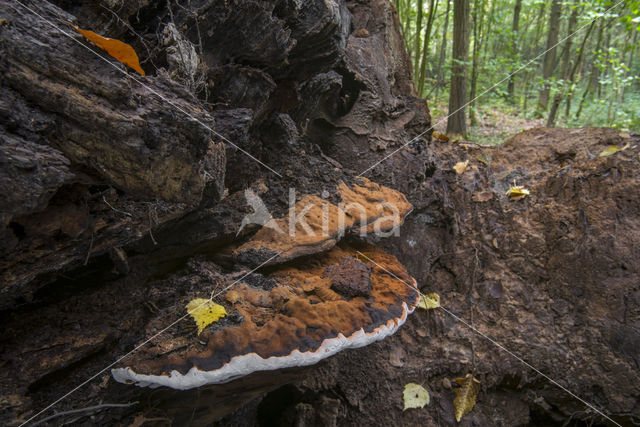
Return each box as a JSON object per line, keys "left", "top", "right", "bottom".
{"left": 148, "top": 205, "right": 158, "bottom": 245}
{"left": 102, "top": 196, "right": 133, "bottom": 217}
{"left": 83, "top": 232, "right": 94, "bottom": 266}
{"left": 31, "top": 402, "right": 138, "bottom": 426}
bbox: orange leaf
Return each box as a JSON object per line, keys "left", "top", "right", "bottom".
{"left": 70, "top": 24, "right": 145, "bottom": 76}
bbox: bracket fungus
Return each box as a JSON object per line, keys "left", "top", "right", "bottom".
{"left": 111, "top": 244, "right": 419, "bottom": 390}
{"left": 233, "top": 177, "right": 413, "bottom": 267}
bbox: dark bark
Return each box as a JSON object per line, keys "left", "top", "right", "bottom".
{"left": 446, "top": 0, "right": 470, "bottom": 135}
{"left": 0, "top": 0, "right": 225, "bottom": 298}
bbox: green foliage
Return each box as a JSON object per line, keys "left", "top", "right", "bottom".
{"left": 394, "top": 0, "right": 640, "bottom": 136}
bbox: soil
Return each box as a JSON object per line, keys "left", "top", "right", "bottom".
{"left": 0, "top": 0, "right": 638, "bottom": 426}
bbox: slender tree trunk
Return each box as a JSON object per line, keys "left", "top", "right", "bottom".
{"left": 576, "top": 19, "right": 605, "bottom": 119}
{"left": 507, "top": 0, "right": 522, "bottom": 101}
{"left": 447, "top": 0, "right": 470, "bottom": 135}
{"left": 547, "top": 1, "right": 578, "bottom": 127}
{"left": 522, "top": 1, "right": 547, "bottom": 115}
{"left": 481, "top": 0, "right": 496, "bottom": 60}
{"left": 469, "top": 0, "right": 485, "bottom": 125}
{"left": 418, "top": 0, "right": 439, "bottom": 96}
{"left": 413, "top": 0, "right": 425, "bottom": 80}
{"left": 402, "top": 0, "right": 411, "bottom": 49}
{"left": 599, "top": 21, "right": 614, "bottom": 100}
{"left": 435, "top": 0, "right": 452, "bottom": 102}
{"left": 620, "top": 30, "right": 637, "bottom": 103}
{"left": 536, "top": 0, "right": 562, "bottom": 116}
{"left": 565, "top": 19, "right": 595, "bottom": 118}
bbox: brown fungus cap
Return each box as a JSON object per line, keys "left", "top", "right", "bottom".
{"left": 112, "top": 244, "right": 419, "bottom": 390}
{"left": 233, "top": 178, "right": 412, "bottom": 267}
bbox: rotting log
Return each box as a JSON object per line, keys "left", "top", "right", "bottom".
{"left": 0, "top": 0, "right": 225, "bottom": 303}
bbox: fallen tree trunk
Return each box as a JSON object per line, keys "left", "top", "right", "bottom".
{"left": 1, "top": 1, "right": 638, "bottom": 426}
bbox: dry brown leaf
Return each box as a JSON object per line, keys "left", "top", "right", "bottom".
{"left": 68, "top": 23, "right": 145, "bottom": 76}
{"left": 453, "top": 374, "right": 480, "bottom": 422}
{"left": 472, "top": 191, "right": 493, "bottom": 203}
{"left": 432, "top": 131, "right": 450, "bottom": 141}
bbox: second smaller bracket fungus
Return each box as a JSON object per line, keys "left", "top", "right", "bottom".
{"left": 233, "top": 178, "right": 414, "bottom": 268}
{"left": 112, "top": 244, "right": 419, "bottom": 390}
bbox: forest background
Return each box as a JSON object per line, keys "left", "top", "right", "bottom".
{"left": 394, "top": 0, "right": 640, "bottom": 143}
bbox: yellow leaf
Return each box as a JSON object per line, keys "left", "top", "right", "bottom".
{"left": 68, "top": 23, "right": 145, "bottom": 76}
{"left": 453, "top": 160, "right": 469, "bottom": 175}
{"left": 598, "top": 143, "right": 629, "bottom": 157}
{"left": 186, "top": 298, "right": 226, "bottom": 335}
{"left": 418, "top": 293, "right": 440, "bottom": 310}
{"left": 506, "top": 185, "right": 530, "bottom": 201}
{"left": 453, "top": 374, "right": 480, "bottom": 422}
{"left": 403, "top": 383, "right": 430, "bottom": 410}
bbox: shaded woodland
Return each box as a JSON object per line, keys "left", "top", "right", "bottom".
{"left": 394, "top": 0, "right": 640, "bottom": 134}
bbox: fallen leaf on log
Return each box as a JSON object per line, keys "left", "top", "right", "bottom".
{"left": 453, "top": 374, "right": 480, "bottom": 421}
{"left": 186, "top": 298, "right": 226, "bottom": 335}
{"left": 418, "top": 293, "right": 440, "bottom": 310}
{"left": 432, "top": 131, "right": 450, "bottom": 141}
{"left": 403, "top": 383, "right": 430, "bottom": 410}
{"left": 598, "top": 143, "right": 629, "bottom": 157}
{"left": 68, "top": 23, "right": 146, "bottom": 76}
{"left": 506, "top": 185, "right": 530, "bottom": 201}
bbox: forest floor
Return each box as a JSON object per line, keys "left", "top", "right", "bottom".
{"left": 431, "top": 101, "right": 546, "bottom": 145}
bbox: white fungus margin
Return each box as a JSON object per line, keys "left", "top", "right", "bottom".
{"left": 112, "top": 293, "right": 419, "bottom": 390}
